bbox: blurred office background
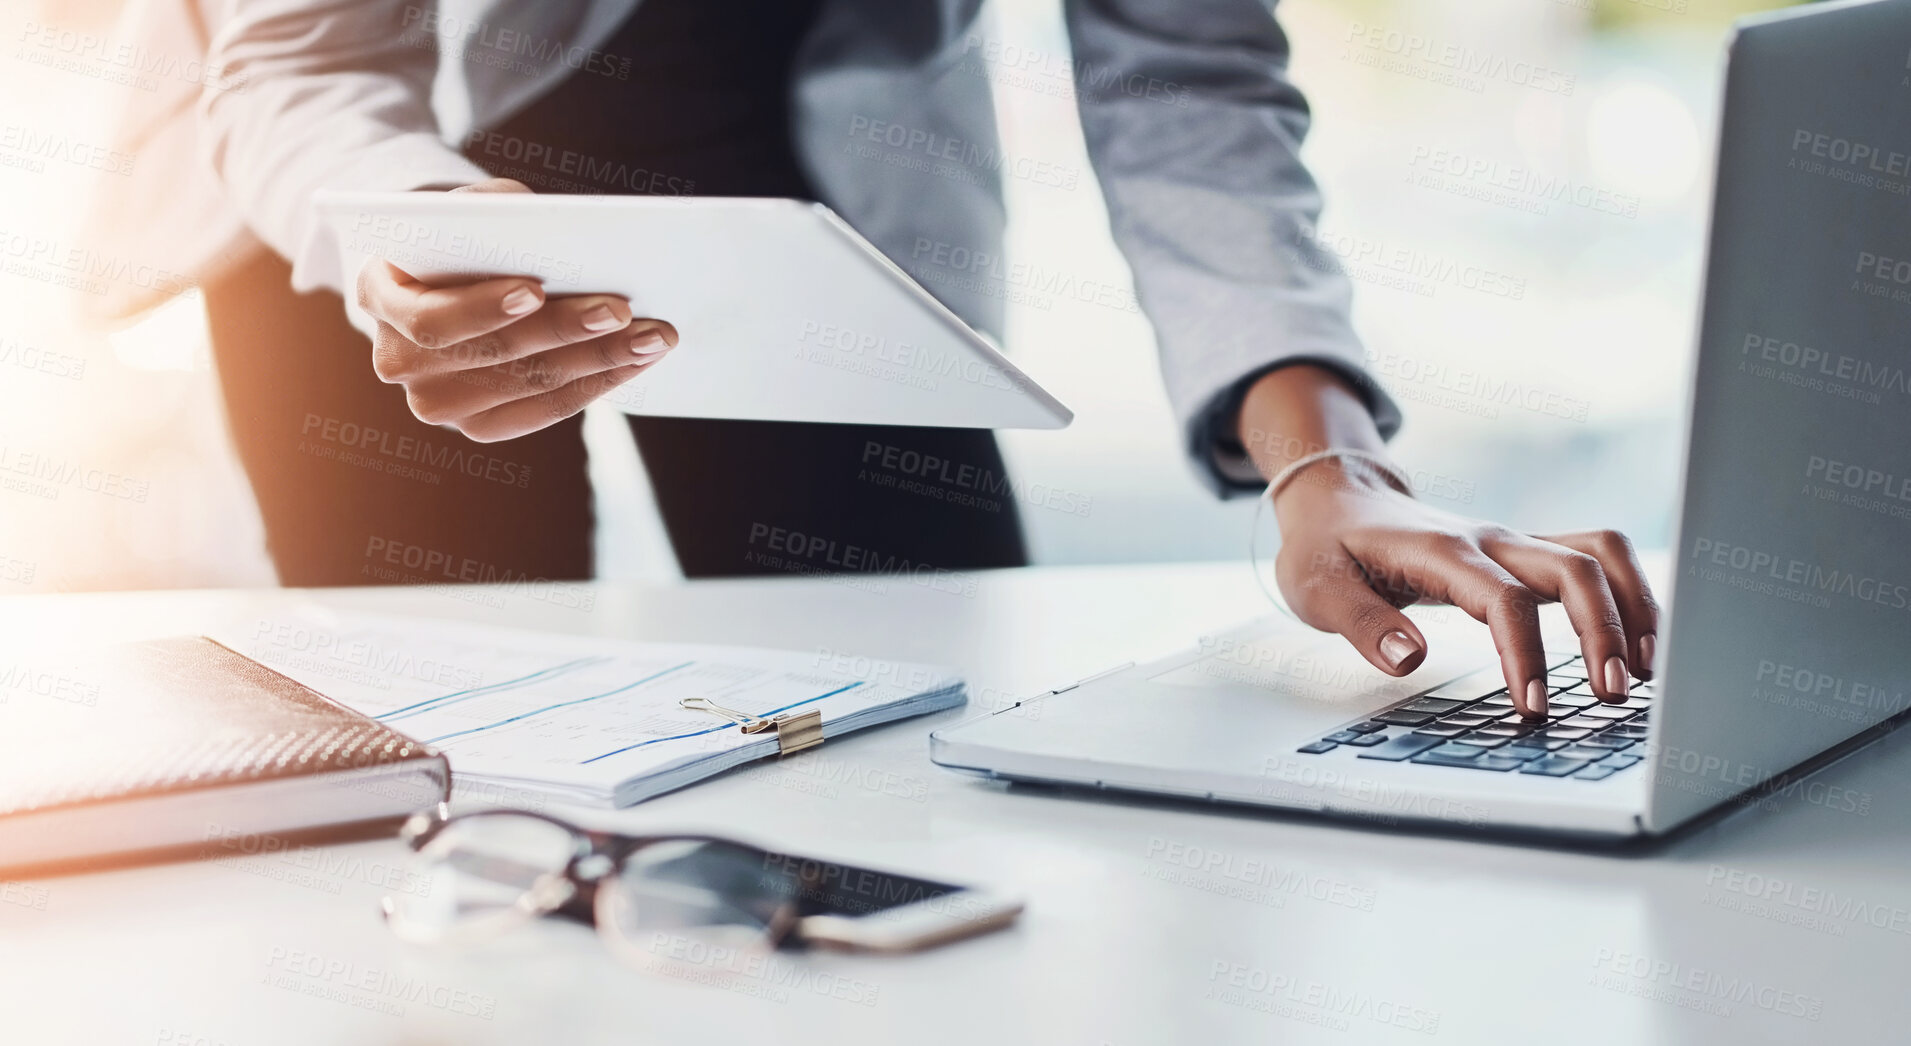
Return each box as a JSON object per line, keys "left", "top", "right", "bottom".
{"left": 0, "top": 0, "right": 1798, "bottom": 592}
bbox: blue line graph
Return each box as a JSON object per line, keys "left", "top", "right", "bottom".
{"left": 379, "top": 656, "right": 605, "bottom": 721}
{"left": 424, "top": 661, "right": 696, "bottom": 746}
{"left": 577, "top": 681, "right": 863, "bottom": 765}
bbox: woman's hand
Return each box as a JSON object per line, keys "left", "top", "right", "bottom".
{"left": 1240, "top": 365, "right": 1660, "bottom": 718}
{"left": 353, "top": 178, "right": 679, "bottom": 442}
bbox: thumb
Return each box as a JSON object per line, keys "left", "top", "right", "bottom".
{"left": 1278, "top": 546, "right": 1427, "bottom": 676}
{"left": 448, "top": 177, "right": 533, "bottom": 195}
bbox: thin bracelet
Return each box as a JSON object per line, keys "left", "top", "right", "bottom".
{"left": 1249, "top": 449, "right": 1414, "bottom": 620}
{"left": 1265, "top": 448, "right": 1413, "bottom": 503}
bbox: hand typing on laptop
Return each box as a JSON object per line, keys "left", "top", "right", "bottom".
{"left": 1238, "top": 365, "right": 1659, "bottom": 719}
{"left": 354, "top": 178, "right": 679, "bottom": 442}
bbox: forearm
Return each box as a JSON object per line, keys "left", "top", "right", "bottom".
{"left": 1236, "top": 363, "right": 1392, "bottom": 485}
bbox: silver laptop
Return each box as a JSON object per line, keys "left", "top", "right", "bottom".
{"left": 931, "top": 0, "right": 1911, "bottom": 842}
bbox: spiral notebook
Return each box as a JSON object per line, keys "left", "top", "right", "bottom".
{"left": 217, "top": 614, "right": 966, "bottom": 807}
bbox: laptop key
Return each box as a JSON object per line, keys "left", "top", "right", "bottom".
{"left": 1401, "top": 697, "right": 1468, "bottom": 715}
{"left": 1427, "top": 743, "right": 1484, "bottom": 760}
{"left": 1600, "top": 753, "right": 1643, "bottom": 769}
{"left": 1496, "top": 713, "right": 1559, "bottom": 726}
{"left": 1538, "top": 726, "right": 1592, "bottom": 741}
{"left": 1374, "top": 710, "right": 1437, "bottom": 727}
{"left": 1413, "top": 751, "right": 1523, "bottom": 771}
{"left": 1450, "top": 734, "right": 1509, "bottom": 748}
{"left": 1574, "top": 765, "right": 1619, "bottom": 781}
{"left": 1576, "top": 706, "right": 1636, "bottom": 721}
{"left": 1348, "top": 721, "right": 1388, "bottom": 734}
{"left": 1510, "top": 736, "right": 1571, "bottom": 751}
{"left": 1558, "top": 715, "right": 1611, "bottom": 730}
{"left": 1476, "top": 725, "right": 1532, "bottom": 738}
{"left": 1324, "top": 731, "right": 1366, "bottom": 744}
{"left": 1578, "top": 736, "right": 1634, "bottom": 750}
{"left": 1439, "top": 714, "right": 1496, "bottom": 729}
{"left": 1297, "top": 741, "right": 1337, "bottom": 754}
{"left": 1554, "top": 745, "right": 1615, "bottom": 761}
{"left": 1493, "top": 745, "right": 1546, "bottom": 762}
{"left": 1356, "top": 733, "right": 1445, "bottom": 761}
{"left": 1412, "top": 724, "right": 1471, "bottom": 738}
{"left": 1519, "top": 756, "right": 1593, "bottom": 777}
{"left": 1340, "top": 732, "right": 1389, "bottom": 747}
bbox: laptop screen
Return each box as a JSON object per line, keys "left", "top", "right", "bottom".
{"left": 1653, "top": 0, "right": 1911, "bottom": 830}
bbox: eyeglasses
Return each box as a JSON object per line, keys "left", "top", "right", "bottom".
{"left": 380, "top": 804, "right": 815, "bottom": 972}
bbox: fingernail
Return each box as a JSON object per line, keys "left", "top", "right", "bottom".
{"left": 581, "top": 304, "right": 621, "bottom": 332}
{"left": 1604, "top": 655, "right": 1630, "bottom": 699}
{"left": 631, "top": 329, "right": 668, "bottom": 354}
{"left": 1639, "top": 634, "right": 1656, "bottom": 674}
{"left": 1378, "top": 631, "right": 1419, "bottom": 670}
{"left": 1526, "top": 679, "right": 1548, "bottom": 717}
{"left": 502, "top": 287, "right": 539, "bottom": 315}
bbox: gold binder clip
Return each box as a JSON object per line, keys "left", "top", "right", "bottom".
{"left": 679, "top": 697, "right": 825, "bottom": 756}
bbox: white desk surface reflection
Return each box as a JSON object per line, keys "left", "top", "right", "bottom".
{"left": 1, "top": 562, "right": 1904, "bottom": 1045}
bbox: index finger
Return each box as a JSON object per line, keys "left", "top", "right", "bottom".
{"left": 356, "top": 259, "right": 544, "bottom": 350}
{"left": 1482, "top": 533, "right": 1630, "bottom": 702}
{"left": 1396, "top": 539, "right": 1552, "bottom": 717}
{"left": 1540, "top": 530, "right": 1661, "bottom": 683}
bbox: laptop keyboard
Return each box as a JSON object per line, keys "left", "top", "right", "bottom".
{"left": 1295, "top": 654, "right": 1655, "bottom": 781}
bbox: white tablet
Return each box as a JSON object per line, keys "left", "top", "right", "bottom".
{"left": 315, "top": 192, "right": 1072, "bottom": 430}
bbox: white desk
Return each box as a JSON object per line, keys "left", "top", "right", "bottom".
{"left": 3, "top": 563, "right": 1906, "bottom": 1045}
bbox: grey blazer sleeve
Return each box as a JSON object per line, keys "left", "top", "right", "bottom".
{"left": 1063, "top": 0, "right": 1401, "bottom": 496}
{"left": 199, "top": 0, "right": 490, "bottom": 298}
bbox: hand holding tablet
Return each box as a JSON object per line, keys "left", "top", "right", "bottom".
{"left": 319, "top": 182, "right": 1071, "bottom": 438}
{"left": 351, "top": 179, "right": 686, "bottom": 442}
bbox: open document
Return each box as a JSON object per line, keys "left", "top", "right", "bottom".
{"left": 215, "top": 614, "right": 964, "bottom": 806}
